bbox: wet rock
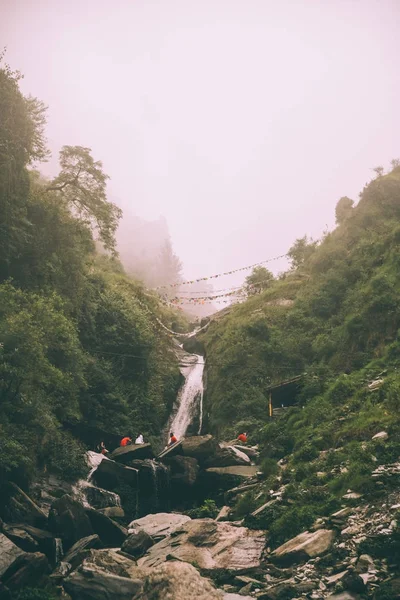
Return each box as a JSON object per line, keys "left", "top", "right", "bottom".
{"left": 137, "top": 519, "right": 266, "bottom": 573}
{"left": 0, "top": 534, "right": 25, "bottom": 577}
{"left": 134, "top": 561, "right": 223, "bottom": 600}
{"left": 85, "top": 509, "right": 128, "bottom": 547}
{"left": 14, "top": 525, "right": 57, "bottom": 564}
{"left": 1, "top": 552, "right": 49, "bottom": 592}
{"left": 0, "top": 483, "right": 47, "bottom": 527}
{"left": 205, "top": 445, "right": 251, "bottom": 468}
{"left": 92, "top": 459, "right": 138, "bottom": 492}
{"left": 163, "top": 455, "right": 199, "bottom": 486}
{"left": 48, "top": 495, "right": 93, "bottom": 550}
{"left": 63, "top": 535, "right": 103, "bottom": 571}
{"left": 83, "top": 484, "right": 122, "bottom": 511}
{"left": 129, "top": 513, "right": 191, "bottom": 541}
{"left": 110, "top": 443, "right": 154, "bottom": 463}
{"left": 270, "top": 529, "right": 335, "bottom": 566}
{"left": 63, "top": 564, "right": 142, "bottom": 600}
{"left": 1, "top": 524, "right": 39, "bottom": 553}
{"left": 97, "top": 507, "right": 125, "bottom": 519}
{"left": 181, "top": 435, "right": 218, "bottom": 462}
{"left": 121, "top": 530, "right": 154, "bottom": 559}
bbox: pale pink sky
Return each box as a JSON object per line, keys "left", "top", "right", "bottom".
{"left": 1, "top": 0, "right": 399, "bottom": 282}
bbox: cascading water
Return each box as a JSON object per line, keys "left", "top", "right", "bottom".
{"left": 170, "top": 354, "right": 205, "bottom": 439}
{"left": 72, "top": 451, "right": 121, "bottom": 509}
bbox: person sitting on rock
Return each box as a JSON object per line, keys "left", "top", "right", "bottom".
{"left": 120, "top": 436, "right": 132, "bottom": 447}
{"left": 169, "top": 432, "right": 178, "bottom": 446}
{"left": 135, "top": 433, "right": 144, "bottom": 444}
{"left": 237, "top": 432, "right": 248, "bottom": 444}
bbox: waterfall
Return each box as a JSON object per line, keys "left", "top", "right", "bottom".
{"left": 72, "top": 451, "right": 121, "bottom": 509}
{"left": 170, "top": 354, "right": 205, "bottom": 439}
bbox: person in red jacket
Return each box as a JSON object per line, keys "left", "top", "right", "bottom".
{"left": 120, "top": 436, "right": 132, "bottom": 447}
{"left": 169, "top": 432, "right": 178, "bottom": 446}
{"left": 237, "top": 432, "right": 248, "bottom": 444}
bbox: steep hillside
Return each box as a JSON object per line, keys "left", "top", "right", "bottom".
{"left": 199, "top": 166, "right": 400, "bottom": 438}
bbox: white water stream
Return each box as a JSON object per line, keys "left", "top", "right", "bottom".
{"left": 170, "top": 354, "right": 205, "bottom": 440}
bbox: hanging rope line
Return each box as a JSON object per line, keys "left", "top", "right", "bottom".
{"left": 153, "top": 252, "right": 288, "bottom": 289}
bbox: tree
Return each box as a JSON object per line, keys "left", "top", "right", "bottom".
{"left": 335, "top": 196, "right": 354, "bottom": 225}
{"left": 390, "top": 158, "right": 400, "bottom": 170}
{"left": 287, "top": 236, "right": 318, "bottom": 270}
{"left": 372, "top": 166, "right": 384, "bottom": 178}
{"left": 153, "top": 238, "right": 182, "bottom": 289}
{"left": 245, "top": 266, "right": 274, "bottom": 295}
{"left": 46, "top": 146, "right": 122, "bottom": 254}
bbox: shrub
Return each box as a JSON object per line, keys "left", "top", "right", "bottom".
{"left": 269, "top": 505, "right": 316, "bottom": 547}
{"left": 233, "top": 492, "right": 257, "bottom": 519}
{"left": 14, "top": 588, "right": 57, "bottom": 600}
{"left": 260, "top": 458, "right": 279, "bottom": 477}
{"left": 187, "top": 499, "right": 219, "bottom": 520}
{"left": 293, "top": 442, "right": 319, "bottom": 463}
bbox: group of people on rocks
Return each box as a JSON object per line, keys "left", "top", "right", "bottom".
{"left": 96, "top": 430, "right": 247, "bottom": 456}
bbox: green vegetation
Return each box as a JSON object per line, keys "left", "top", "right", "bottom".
{"left": 0, "top": 57, "right": 185, "bottom": 488}
{"left": 187, "top": 499, "right": 219, "bottom": 519}
{"left": 200, "top": 157, "right": 400, "bottom": 545}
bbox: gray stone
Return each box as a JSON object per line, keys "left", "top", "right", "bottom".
{"left": 0, "top": 483, "right": 47, "bottom": 527}
{"left": 163, "top": 455, "right": 199, "bottom": 486}
{"left": 64, "top": 565, "right": 142, "bottom": 600}
{"left": 63, "top": 535, "right": 103, "bottom": 570}
{"left": 215, "top": 506, "right": 231, "bottom": 522}
{"left": 48, "top": 495, "right": 93, "bottom": 550}
{"left": 181, "top": 435, "right": 218, "bottom": 462}
{"left": 372, "top": 431, "right": 388, "bottom": 441}
{"left": 85, "top": 508, "right": 127, "bottom": 547}
{"left": 134, "top": 561, "right": 223, "bottom": 600}
{"left": 1, "top": 524, "right": 39, "bottom": 553}
{"left": 121, "top": 530, "right": 154, "bottom": 559}
{"left": 137, "top": 519, "right": 266, "bottom": 573}
{"left": 270, "top": 529, "right": 335, "bottom": 566}
{"left": 0, "top": 533, "right": 25, "bottom": 577}
{"left": 205, "top": 445, "right": 251, "bottom": 468}
{"left": 1, "top": 551, "right": 49, "bottom": 592}
{"left": 128, "top": 513, "right": 191, "bottom": 541}
{"left": 97, "top": 507, "right": 125, "bottom": 519}
{"left": 110, "top": 443, "right": 154, "bottom": 463}
{"left": 92, "top": 460, "right": 138, "bottom": 492}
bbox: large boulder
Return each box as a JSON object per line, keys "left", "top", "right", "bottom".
{"left": 135, "top": 561, "right": 223, "bottom": 600}
{"left": 270, "top": 529, "right": 335, "bottom": 566}
{"left": 110, "top": 444, "right": 154, "bottom": 464}
{"left": 85, "top": 508, "right": 128, "bottom": 547}
{"left": 48, "top": 495, "right": 93, "bottom": 550}
{"left": 121, "top": 530, "right": 154, "bottom": 559}
{"left": 157, "top": 440, "right": 183, "bottom": 460}
{"left": 201, "top": 466, "right": 258, "bottom": 492}
{"left": 1, "top": 552, "right": 49, "bottom": 592}
{"left": 0, "top": 534, "right": 25, "bottom": 578}
{"left": 82, "top": 483, "right": 122, "bottom": 510}
{"left": 1, "top": 524, "right": 39, "bottom": 553}
{"left": 128, "top": 513, "right": 191, "bottom": 541}
{"left": 138, "top": 519, "right": 266, "bottom": 574}
{"left": 92, "top": 459, "right": 138, "bottom": 492}
{"left": 64, "top": 564, "right": 142, "bottom": 600}
{"left": 129, "top": 460, "right": 170, "bottom": 515}
{"left": 181, "top": 435, "right": 218, "bottom": 462}
{"left": 0, "top": 483, "right": 47, "bottom": 527}
{"left": 205, "top": 445, "right": 251, "bottom": 468}
{"left": 163, "top": 456, "right": 199, "bottom": 486}
{"left": 63, "top": 535, "right": 103, "bottom": 571}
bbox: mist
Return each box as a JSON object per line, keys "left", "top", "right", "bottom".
{"left": 1, "top": 0, "right": 398, "bottom": 294}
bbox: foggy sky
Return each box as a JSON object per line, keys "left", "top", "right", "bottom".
{"left": 1, "top": 0, "right": 399, "bottom": 286}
